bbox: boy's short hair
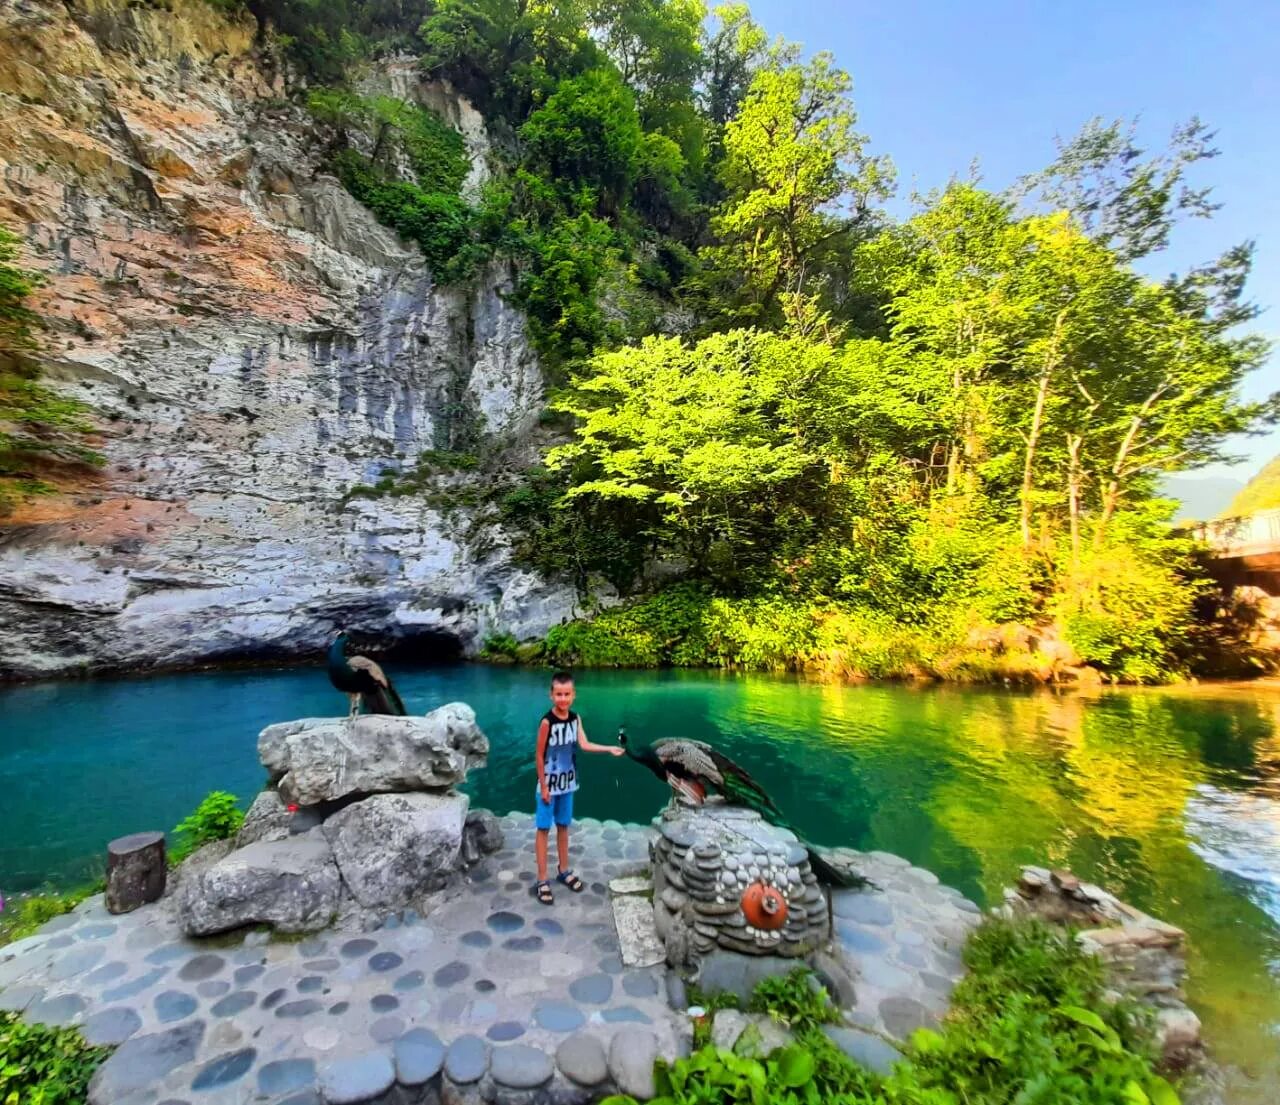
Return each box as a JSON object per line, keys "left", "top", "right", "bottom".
{"left": 551, "top": 670, "right": 574, "bottom": 688}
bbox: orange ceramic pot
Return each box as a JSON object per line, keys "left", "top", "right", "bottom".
{"left": 741, "top": 881, "right": 788, "bottom": 930}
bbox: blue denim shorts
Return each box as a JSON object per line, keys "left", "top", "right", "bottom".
{"left": 535, "top": 790, "right": 574, "bottom": 830}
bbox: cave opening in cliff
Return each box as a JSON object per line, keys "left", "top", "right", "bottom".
{"left": 383, "top": 629, "right": 465, "bottom": 667}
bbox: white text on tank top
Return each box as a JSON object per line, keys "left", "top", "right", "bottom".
{"left": 542, "top": 711, "right": 579, "bottom": 796}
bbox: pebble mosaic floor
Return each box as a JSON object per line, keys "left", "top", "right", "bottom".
{"left": 0, "top": 814, "right": 983, "bottom": 1103}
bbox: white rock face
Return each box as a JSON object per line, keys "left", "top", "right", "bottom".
{"left": 258, "top": 705, "right": 489, "bottom": 806}
{"left": 179, "top": 832, "right": 342, "bottom": 935}
{"left": 0, "top": 0, "right": 591, "bottom": 679}
{"left": 323, "top": 791, "right": 469, "bottom": 909}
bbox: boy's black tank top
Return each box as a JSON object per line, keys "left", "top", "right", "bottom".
{"left": 542, "top": 710, "right": 579, "bottom": 795}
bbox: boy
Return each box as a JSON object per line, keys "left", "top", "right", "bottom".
{"left": 534, "top": 671, "right": 623, "bottom": 905}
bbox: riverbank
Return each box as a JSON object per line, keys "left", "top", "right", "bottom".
{"left": 2, "top": 666, "right": 1277, "bottom": 1102}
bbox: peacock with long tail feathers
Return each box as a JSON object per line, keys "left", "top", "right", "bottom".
{"left": 327, "top": 632, "right": 407, "bottom": 717}
{"left": 619, "top": 728, "right": 868, "bottom": 889}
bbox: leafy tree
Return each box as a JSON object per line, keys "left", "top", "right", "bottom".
{"left": 698, "top": 54, "right": 894, "bottom": 324}
{"left": 1019, "top": 116, "right": 1220, "bottom": 263}
{"left": 418, "top": 0, "right": 593, "bottom": 121}
{"left": 519, "top": 67, "right": 644, "bottom": 213}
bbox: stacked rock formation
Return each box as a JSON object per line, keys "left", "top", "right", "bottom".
{"left": 650, "top": 801, "right": 830, "bottom": 966}
{"left": 177, "top": 704, "right": 502, "bottom": 936}
{"left": 1000, "top": 866, "right": 1201, "bottom": 1065}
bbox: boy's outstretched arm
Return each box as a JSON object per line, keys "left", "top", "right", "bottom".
{"left": 578, "top": 722, "right": 625, "bottom": 757}
{"left": 536, "top": 719, "right": 551, "bottom": 802}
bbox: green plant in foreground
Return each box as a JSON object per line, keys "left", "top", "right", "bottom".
{"left": 747, "top": 967, "right": 841, "bottom": 1032}
{"left": 610, "top": 920, "right": 1180, "bottom": 1105}
{"left": 170, "top": 790, "right": 244, "bottom": 864}
{"left": 0, "top": 1012, "right": 110, "bottom": 1105}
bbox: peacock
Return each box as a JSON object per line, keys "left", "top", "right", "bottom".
{"left": 619, "top": 729, "right": 868, "bottom": 889}
{"left": 326, "top": 631, "right": 407, "bottom": 717}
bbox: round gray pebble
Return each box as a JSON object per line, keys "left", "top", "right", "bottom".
{"left": 178, "top": 954, "right": 225, "bottom": 982}
{"left": 211, "top": 991, "right": 256, "bottom": 1017}
{"left": 568, "top": 974, "right": 613, "bottom": 1004}
{"left": 491, "top": 1043, "right": 553, "bottom": 1089}
{"left": 154, "top": 990, "right": 197, "bottom": 1023}
{"left": 81, "top": 1006, "right": 142, "bottom": 1046}
{"left": 557, "top": 1032, "right": 608, "bottom": 1086}
{"left": 533, "top": 999, "right": 585, "bottom": 1032}
{"left": 395, "top": 1027, "right": 445, "bottom": 1085}
{"left": 444, "top": 1034, "right": 489, "bottom": 1084}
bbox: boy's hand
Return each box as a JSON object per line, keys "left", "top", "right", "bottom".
{"left": 610, "top": 747, "right": 625, "bottom": 757}
{"left": 541, "top": 782, "right": 551, "bottom": 804}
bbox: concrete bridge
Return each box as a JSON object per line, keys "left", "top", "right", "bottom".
{"left": 1191, "top": 508, "right": 1280, "bottom": 593}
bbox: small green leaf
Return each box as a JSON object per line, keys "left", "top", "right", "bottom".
{"left": 1123, "top": 1079, "right": 1151, "bottom": 1105}
{"left": 910, "top": 1027, "right": 946, "bottom": 1053}
{"left": 773, "top": 1046, "right": 816, "bottom": 1088}
{"left": 1056, "top": 1005, "right": 1109, "bottom": 1034}
{"left": 1147, "top": 1075, "right": 1182, "bottom": 1105}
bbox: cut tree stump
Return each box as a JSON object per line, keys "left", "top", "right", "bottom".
{"left": 105, "top": 831, "right": 167, "bottom": 914}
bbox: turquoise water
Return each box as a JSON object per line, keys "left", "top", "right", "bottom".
{"left": 2, "top": 666, "right": 1278, "bottom": 1097}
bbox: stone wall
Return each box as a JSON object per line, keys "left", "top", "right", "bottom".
{"left": 1000, "top": 866, "right": 1202, "bottom": 1067}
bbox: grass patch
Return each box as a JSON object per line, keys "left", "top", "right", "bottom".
{"left": 0, "top": 881, "right": 103, "bottom": 949}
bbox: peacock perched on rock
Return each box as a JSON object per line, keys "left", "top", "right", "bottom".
{"left": 619, "top": 729, "right": 868, "bottom": 888}
{"left": 326, "top": 631, "right": 407, "bottom": 717}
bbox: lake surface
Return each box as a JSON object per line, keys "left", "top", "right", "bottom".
{"left": 2, "top": 666, "right": 1278, "bottom": 1098}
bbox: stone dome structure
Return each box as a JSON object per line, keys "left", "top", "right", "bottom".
{"left": 650, "top": 800, "right": 831, "bottom": 967}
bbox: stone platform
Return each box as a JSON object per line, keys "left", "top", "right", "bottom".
{"left": 0, "top": 816, "right": 983, "bottom": 1103}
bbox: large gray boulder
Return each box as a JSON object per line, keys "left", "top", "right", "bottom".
{"left": 235, "top": 790, "right": 293, "bottom": 847}
{"left": 178, "top": 832, "right": 341, "bottom": 935}
{"left": 258, "top": 704, "right": 488, "bottom": 805}
{"left": 322, "top": 792, "right": 469, "bottom": 909}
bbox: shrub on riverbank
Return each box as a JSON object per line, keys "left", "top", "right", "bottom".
{"left": 0, "top": 1011, "right": 110, "bottom": 1104}
{"left": 608, "top": 919, "right": 1178, "bottom": 1105}
{"left": 541, "top": 574, "right": 1207, "bottom": 684}
{"left": 170, "top": 790, "right": 245, "bottom": 864}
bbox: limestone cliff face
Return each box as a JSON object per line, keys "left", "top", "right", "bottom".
{"left": 0, "top": 0, "right": 585, "bottom": 678}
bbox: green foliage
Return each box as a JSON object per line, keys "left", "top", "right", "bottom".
{"left": 747, "top": 968, "right": 840, "bottom": 1032}
{"left": 517, "top": 214, "right": 622, "bottom": 366}
{"left": 520, "top": 67, "right": 644, "bottom": 213}
{"left": 0, "top": 882, "right": 101, "bottom": 949}
{"left": 0, "top": 226, "right": 101, "bottom": 516}
{"left": 0, "top": 1012, "right": 110, "bottom": 1105}
{"left": 611, "top": 919, "right": 1178, "bottom": 1105}
{"left": 171, "top": 791, "right": 245, "bottom": 864}
{"left": 479, "top": 631, "right": 519, "bottom": 659}
{"left": 418, "top": 0, "right": 594, "bottom": 121}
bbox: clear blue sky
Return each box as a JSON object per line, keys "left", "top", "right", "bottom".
{"left": 748, "top": 0, "right": 1280, "bottom": 483}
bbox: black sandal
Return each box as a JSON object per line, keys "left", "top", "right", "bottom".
{"left": 535, "top": 881, "right": 554, "bottom": 905}
{"left": 557, "top": 869, "right": 584, "bottom": 892}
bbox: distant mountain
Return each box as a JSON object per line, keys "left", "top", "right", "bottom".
{"left": 1161, "top": 475, "right": 1245, "bottom": 523}
{"left": 1222, "top": 455, "right": 1280, "bottom": 518}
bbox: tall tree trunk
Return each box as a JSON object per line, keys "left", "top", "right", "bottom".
{"left": 1021, "top": 372, "right": 1051, "bottom": 547}
{"left": 1093, "top": 380, "right": 1168, "bottom": 548}
{"left": 1066, "top": 433, "right": 1084, "bottom": 569}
